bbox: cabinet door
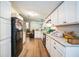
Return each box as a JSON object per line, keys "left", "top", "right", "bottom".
{"left": 76, "top": 2, "right": 79, "bottom": 22}
{"left": 0, "top": 1, "right": 11, "bottom": 19}
{"left": 47, "top": 36, "right": 51, "bottom": 53}
{"left": 54, "top": 40, "right": 65, "bottom": 55}
{"left": 51, "top": 13, "right": 54, "bottom": 25}
{"left": 50, "top": 39, "right": 64, "bottom": 57}
{"left": 51, "top": 9, "right": 58, "bottom": 25}
{"left": 64, "top": 2, "right": 76, "bottom": 23}
{"left": 46, "top": 16, "right": 51, "bottom": 22}
{"left": 50, "top": 45, "right": 55, "bottom": 57}
{"left": 50, "top": 39, "right": 55, "bottom": 57}
{"left": 53, "top": 46, "right": 63, "bottom": 57}
{"left": 58, "top": 3, "right": 65, "bottom": 24}
{"left": 46, "top": 36, "right": 49, "bottom": 51}
{"left": 46, "top": 36, "right": 51, "bottom": 54}
{"left": 48, "top": 37, "right": 52, "bottom": 54}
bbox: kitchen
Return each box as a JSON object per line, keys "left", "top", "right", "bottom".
{"left": 0, "top": 1, "right": 79, "bottom": 57}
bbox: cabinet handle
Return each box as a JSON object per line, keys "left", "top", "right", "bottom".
{"left": 63, "top": 21, "right": 66, "bottom": 23}
{"left": 54, "top": 46, "right": 63, "bottom": 56}
{"left": 54, "top": 47, "right": 56, "bottom": 49}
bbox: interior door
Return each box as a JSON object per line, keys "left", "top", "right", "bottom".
{"left": 53, "top": 46, "right": 63, "bottom": 57}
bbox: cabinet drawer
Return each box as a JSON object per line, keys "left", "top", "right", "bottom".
{"left": 54, "top": 41, "right": 65, "bottom": 55}
{"left": 51, "top": 39, "right": 55, "bottom": 46}
{"left": 51, "top": 44, "right": 64, "bottom": 57}
{"left": 53, "top": 46, "right": 64, "bottom": 57}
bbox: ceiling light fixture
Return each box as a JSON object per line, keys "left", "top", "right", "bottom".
{"left": 27, "top": 11, "right": 39, "bottom": 17}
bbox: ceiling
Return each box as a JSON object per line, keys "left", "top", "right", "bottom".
{"left": 11, "top": 1, "right": 62, "bottom": 21}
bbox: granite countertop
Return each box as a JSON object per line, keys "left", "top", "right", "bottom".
{"left": 46, "top": 33, "right": 79, "bottom": 47}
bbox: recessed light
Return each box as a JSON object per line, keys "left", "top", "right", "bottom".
{"left": 27, "top": 11, "right": 39, "bottom": 17}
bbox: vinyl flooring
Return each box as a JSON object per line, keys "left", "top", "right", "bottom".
{"left": 19, "top": 38, "right": 49, "bottom": 57}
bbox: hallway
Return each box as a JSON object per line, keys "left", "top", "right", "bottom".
{"left": 19, "top": 38, "right": 49, "bottom": 57}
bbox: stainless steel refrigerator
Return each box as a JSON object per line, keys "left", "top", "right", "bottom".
{"left": 11, "top": 17, "right": 23, "bottom": 57}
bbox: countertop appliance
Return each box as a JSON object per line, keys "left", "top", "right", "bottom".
{"left": 11, "top": 17, "right": 23, "bottom": 57}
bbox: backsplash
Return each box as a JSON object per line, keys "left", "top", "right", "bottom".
{"left": 55, "top": 24, "right": 79, "bottom": 34}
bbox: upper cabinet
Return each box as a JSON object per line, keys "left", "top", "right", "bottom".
{"left": 51, "top": 9, "right": 58, "bottom": 25}
{"left": 57, "top": 2, "right": 76, "bottom": 25}
{"left": 76, "top": 2, "right": 79, "bottom": 22}
{"left": 0, "top": 2, "right": 11, "bottom": 19}
{"left": 64, "top": 2, "right": 76, "bottom": 23}
{"left": 45, "top": 16, "right": 52, "bottom": 27}
{"left": 58, "top": 3, "right": 65, "bottom": 24}
{"left": 44, "top": 1, "right": 79, "bottom": 26}
{"left": 48, "top": 1, "right": 79, "bottom": 26}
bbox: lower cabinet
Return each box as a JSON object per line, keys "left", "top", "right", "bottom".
{"left": 50, "top": 38, "right": 64, "bottom": 57}
{"left": 46, "top": 36, "right": 51, "bottom": 54}
{"left": 46, "top": 35, "right": 79, "bottom": 57}
{"left": 53, "top": 47, "right": 63, "bottom": 57}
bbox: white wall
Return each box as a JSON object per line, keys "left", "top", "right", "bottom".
{"left": 30, "top": 21, "right": 43, "bottom": 30}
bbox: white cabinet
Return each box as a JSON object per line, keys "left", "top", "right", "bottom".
{"left": 46, "top": 35, "right": 79, "bottom": 57}
{"left": 50, "top": 38, "right": 54, "bottom": 56}
{"left": 76, "top": 2, "right": 79, "bottom": 22}
{"left": 58, "top": 3, "right": 65, "bottom": 24}
{"left": 53, "top": 46, "right": 63, "bottom": 57}
{"left": 64, "top": 2, "right": 76, "bottom": 23}
{"left": 45, "top": 16, "right": 51, "bottom": 23}
{"left": 46, "top": 36, "right": 63, "bottom": 57}
{"left": 50, "top": 38, "right": 64, "bottom": 57}
{"left": 51, "top": 9, "right": 58, "bottom": 25}
{"left": 57, "top": 2, "right": 76, "bottom": 25}
{"left": 0, "top": 1, "right": 11, "bottom": 19}
{"left": 46, "top": 36, "right": 49, "bottom": 51}
{"left": 46, "top": 35, "right": 65, "bottom": 57}
{"left": 44, "top": 15, "right": 52, "bottom": 27}
{"left": 50, "top": 1, "right": 78, "bottom": 26}
{"left": 46, "top": 36, "right": 51, "bottom": 54}
{"left": 47, "top": 16, "right": 51, "bottom": 21}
